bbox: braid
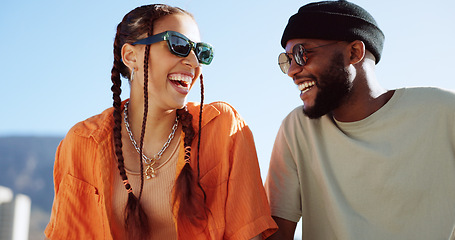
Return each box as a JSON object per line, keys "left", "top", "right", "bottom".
{"left": 173, "top": 74, "right": 209, "bottom": 226}
{"left": 111, "top": 21, "right": 148, "bottom": 238}
{"left": 111, "top": 22, "right": 138, "bottom": 199}
{"left": 112, "top": 24, "right": 129, "bottom": 189}
{"left": 138, "top": 43, "right": 151, "bottom": 201}
{"left": 196, "top": 74, "right": 206, "bottom": 202}
{"left": 111, "top": 17, "right": 151, "bottom": 239}
{"left": 174, "top": 107, "right": 208, "bottom": 226}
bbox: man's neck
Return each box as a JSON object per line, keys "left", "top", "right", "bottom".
{"left": 332, "top": 76, "right": 394, "bottom": 122}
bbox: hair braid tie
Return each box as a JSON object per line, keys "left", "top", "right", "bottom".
{"left": 123, "top": 180, "right": 133, "bottom": 193}
{"left": 184, "top": 146, "right": 192, "bottom": 164}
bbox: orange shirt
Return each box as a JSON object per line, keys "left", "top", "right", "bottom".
{"left": 45, "top": 101, "right": 277, "bottom": 239}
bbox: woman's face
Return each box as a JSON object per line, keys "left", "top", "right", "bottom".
{"left": 132, "top": 13, "right": 202, "bottom": 112}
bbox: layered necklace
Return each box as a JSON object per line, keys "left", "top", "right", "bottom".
{"left": 123, "top": 101, "right": 179, "bottom": 179}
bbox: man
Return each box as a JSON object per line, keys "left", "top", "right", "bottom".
{"left": 265, "top": 1, "right": 455, "bottom": 239}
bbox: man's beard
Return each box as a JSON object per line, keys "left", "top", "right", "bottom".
{"left": 303, "top": 53, "right": 352, "bottom": 119}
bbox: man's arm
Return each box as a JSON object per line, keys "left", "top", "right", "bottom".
{"left": 267, "top": 216, "right": 297, "bottom": 240}
{"left": 250, "top": 234, "right": 261, "bottom": 240}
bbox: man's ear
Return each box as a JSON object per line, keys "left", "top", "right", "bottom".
{"left": 121, "top": 43, "right": 138, "bottom": 70}
{"left": 348, "top": 40, "right": 366, "bottom": 65}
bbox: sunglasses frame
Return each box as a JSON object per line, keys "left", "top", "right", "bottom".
{"left": 132, "top": 30, "right": 214, "bottom": 65}
{"left": 278, "top": 41, "right": 339, "bottom": 74}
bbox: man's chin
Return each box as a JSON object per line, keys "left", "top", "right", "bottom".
{"left": 302, "top": 106, "right": 325, "bottom": 119}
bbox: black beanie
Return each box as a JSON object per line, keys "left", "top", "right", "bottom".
{"left": 281, "top": 0, "right": 385, "bottom": 64}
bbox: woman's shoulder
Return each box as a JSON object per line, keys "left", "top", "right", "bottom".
{"left": 206, "top": 101, "right": 237, "bottom": 111}
{"left": 187, "top": 101, "right": 242, "bottom": 118}
{"left": 186, "top": 101, "right": 245, "bottom": 127}
{"left": 185, "top": 101, "right": 249, "bottom": 135}
{"left": 65, "top": 107, "right": 114, "bottom": 142}
{"left": 55, "top": 107, "right": 115, "bottom": 176}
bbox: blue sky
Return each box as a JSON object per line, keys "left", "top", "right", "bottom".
{"left": 2, "top": 0, "right": 455, "bottom": 236}
{"left": 2, "top": 0, "right": 455, "bottom": 179}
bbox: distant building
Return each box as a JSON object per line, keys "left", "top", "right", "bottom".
{"left": 0, "top": 186, "right": 31, "bottom": 240}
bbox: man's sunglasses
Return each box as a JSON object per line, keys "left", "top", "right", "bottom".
{"left": 132, "top": 31, "right": 214, "bottom": 65}
{"left": 278, "top": 42, "right": 339, "bottom": 74}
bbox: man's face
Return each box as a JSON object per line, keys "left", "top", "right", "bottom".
{"left": 284, "top": 39, "right": 352, "bottom": 119}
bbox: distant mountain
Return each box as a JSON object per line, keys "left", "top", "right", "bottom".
{"left": 0, "top": 136, "right": 63, "bottom": 240}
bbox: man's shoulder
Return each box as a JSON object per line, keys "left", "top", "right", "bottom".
{"left": 282, "top": 105, "right": 305, "bottom": 122}
{"left": 399, "top": 87, "right": 455, "bottom": 108}
{"left": 401, "top": 87, "right": 455, "bottom": 98}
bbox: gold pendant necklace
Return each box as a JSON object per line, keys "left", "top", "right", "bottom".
{"left": 124, "top": 101, "right": 178, "bottom": 179}
{"left": 144, "top": 163, "right": 156, "bottom": 179}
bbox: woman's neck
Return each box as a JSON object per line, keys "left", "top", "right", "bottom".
{"left": 124, "top": 98, "right": 180, "bottom": 157}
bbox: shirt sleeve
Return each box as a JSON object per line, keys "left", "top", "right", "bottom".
{"left": 224, "top": 117, "right": 278, "bottom": 240}
{"left": 265, "top": 123, "right": 302, "bottom": 223}
{"left": 44, "top": 127, "right": 107, "bottom": 239}
{"left": 44, "top": 139, "right": 65, "bottom": 238}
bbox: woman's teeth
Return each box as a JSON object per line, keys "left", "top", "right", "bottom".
{"left": 169, "top": 74, "right": 192, "bottom": 88}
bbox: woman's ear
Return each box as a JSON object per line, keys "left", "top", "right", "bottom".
{"left": 348, "top": 40, "right": 366, "bottom": 65}
{"left": 121, "top": 43, "right": 138, "bottom": 71}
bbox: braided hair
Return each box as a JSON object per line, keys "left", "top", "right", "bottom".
{"left": 110, "top": 4, "right": 207, "bottom": 238}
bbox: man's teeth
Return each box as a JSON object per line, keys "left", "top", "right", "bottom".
{"left": 298, "top": 81, "right": 315, "bottom": 92}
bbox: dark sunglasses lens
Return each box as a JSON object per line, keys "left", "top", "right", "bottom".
{"left": 278, "top": 53, "right": 290, "bottom": 74}
{"left": 169, "top": 35, "right": 191, "bottom": 57}
{"left": 293, "top": 44, "right": 305, "bottom": 66}
{"left": 196, "top": 44, "right": 213, "bottom": 65}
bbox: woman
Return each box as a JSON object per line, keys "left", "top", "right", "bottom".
{"left": 44, "top": 4, "right": 277, "bottom": 240}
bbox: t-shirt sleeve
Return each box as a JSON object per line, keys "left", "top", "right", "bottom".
{"left": 265, "top": 123, "right": 302, "bottom": 223}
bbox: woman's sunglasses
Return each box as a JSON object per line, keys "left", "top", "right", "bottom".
{"left": 132, "top": 31, "right": 214, "bottom": 65}
{"left": 278, "top": 42, "right": 339, "bottom": 74}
